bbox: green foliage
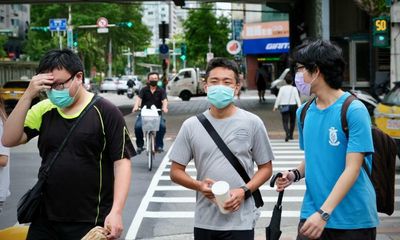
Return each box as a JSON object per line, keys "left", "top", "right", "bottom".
{"left": 183, "top": 3, "right": 231, "bottom": 69}
{"left": 0, "top": 35, "right": 8, "bottom": 58}
{"left": 353, "top": 0, "right": 390, "bottom": 16}
{"left": 26, "top": 3, "right": 151, "bottom": 77}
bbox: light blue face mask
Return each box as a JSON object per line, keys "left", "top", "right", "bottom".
{"left": 46, "top": 88, "right": 75, "bottom": 108}
{"left": 207, "top": 85, "right": 235, "bottom": 109}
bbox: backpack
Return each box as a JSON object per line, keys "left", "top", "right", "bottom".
{"left": 300, "top": 94, "right": 397, "bottom": 216}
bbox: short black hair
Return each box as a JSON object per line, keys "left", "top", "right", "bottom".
{"left": 205, "top": 58, "right": 240, "bottom": 83}
{"left": 290, "top": 39, "right": 346, "bottom": 89}
{"left": 36, "top": 49, "right": 84, "bottom": 77}
{"left": 147, "top": 72, "right": 159, "bottom": 80}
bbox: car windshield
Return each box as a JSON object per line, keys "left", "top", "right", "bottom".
{"left": 382, "top": 84, "right": 400, "bottom": 106}
{"left": 3, "top": 81, "right": 29, "bottom": 88}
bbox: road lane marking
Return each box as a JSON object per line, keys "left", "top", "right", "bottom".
{"left": 125, "top": 144, "right": 174, "bottom": 240}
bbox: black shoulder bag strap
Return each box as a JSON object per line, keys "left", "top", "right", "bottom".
{"left": 196, "top": 113, "right": 264, "bottom": 208}
{"left": 39, "top": 95, "right": 101, "bottom": 180}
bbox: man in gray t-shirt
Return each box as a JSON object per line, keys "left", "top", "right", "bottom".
{"left": 169, "top": 58, "right": 274, "bottom": 240}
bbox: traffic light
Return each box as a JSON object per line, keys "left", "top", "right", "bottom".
{"left": 117, "top": 22, "right": 133, "bottom": 28}
{"left": 372, "top": 16, "right": 390, "bottom": 48}
{"left": 73, "top": 32, "right": 78, "bottom": 47}
{"left": 30, "top": 26, "right": 49, "bottom": 32}
{"left": 180, "top": 43, "right": 187, "bottom": 61}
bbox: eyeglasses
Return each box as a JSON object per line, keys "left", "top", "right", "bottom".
{"left": 51, "top": 74, "right": 75, "bottom": 90}
{"left": 295, "top": 65, "right": 305, "bottom": 72}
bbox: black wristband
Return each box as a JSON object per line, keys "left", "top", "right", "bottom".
{"left": 290, "top": 169, "right": 302, "bottom": 182}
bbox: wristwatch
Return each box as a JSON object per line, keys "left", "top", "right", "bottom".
{"left": 317, "top": 209, "right": 330, "bottom": 221}
{"left": 240, "top": 185, "right": 252, "bottom": 199}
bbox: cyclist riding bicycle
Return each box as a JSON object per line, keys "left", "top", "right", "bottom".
{"left": 132, "top": 72, "right": 168, "bottom": 154}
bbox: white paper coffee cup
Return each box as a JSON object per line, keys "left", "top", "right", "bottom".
{"left": 211, "top": 181, "right": 230, "bottom": 214}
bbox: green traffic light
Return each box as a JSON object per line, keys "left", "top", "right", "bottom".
{"left": 127, "top": 22, "right": 133, "bottom": 28}
{"left": 378, "top": 35, "right": 385, "bottom": 41}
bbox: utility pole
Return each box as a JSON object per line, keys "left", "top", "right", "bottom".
{"left": 172, "top": 38, "right": 176, "bottom": 73}
{"left": 108, "top": 38, "right": 112, "bottom": 78}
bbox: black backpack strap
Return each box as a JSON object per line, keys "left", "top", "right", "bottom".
{"left": 300, "top": 97, "right": 316, "bottom": 130}
{"left": 196, "top": 113, "right": 264, "bottom": 208}
{"left": 341, "top": 94, "right": 357, "bottom": 138}
{"left": 340, "top": 94, "right": 372, "bottom": 177}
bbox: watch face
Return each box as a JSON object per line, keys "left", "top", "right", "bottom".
{"left": 321, "top": 212, "right": 330, "bottom": 221}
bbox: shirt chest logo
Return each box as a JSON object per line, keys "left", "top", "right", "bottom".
{"left": 328, "top": 127, "right": 340, "bottom": 146}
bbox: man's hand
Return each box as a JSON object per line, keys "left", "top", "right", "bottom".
{"left": 162, "top": 107, "right": 168, "bottom": 114}
{"left": 132, "top": 106, "right": 139, "bottom": 113}
{"left": 275, "top": 170, "right": 295, "bottom": 192}
{"left": 198, "top": 178, "right": 215, "bottom": 200}
{"left": 104, "top": 211, "right": 123, "bottom": 240}
{"left": 27, "top": 73, "right": 54, "bottom": 99}
{"left": 299, "top": 212, "right": 327, "bottom": 239}
{"left": 223, "top": 188, "right": 245, "bottom": 212}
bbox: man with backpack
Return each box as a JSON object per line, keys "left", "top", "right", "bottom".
{"left": 275, "top": 39, "right": 379, "bottom": 240}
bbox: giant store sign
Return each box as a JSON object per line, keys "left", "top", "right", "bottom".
{"left": 241, "top": 21, "right": 290, "bottom": 55}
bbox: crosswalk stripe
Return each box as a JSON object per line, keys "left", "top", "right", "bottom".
{"left": 142, "top": 211, "right": 400, "bottom": 218}
{"left": 166, "top": 161, "right": 303, "bottom": 165}
{"left": 154, "top": 185, "right": 307, "bottom": 191}
{"left": 150, "top": 196, "right": 400, "bottom": 203}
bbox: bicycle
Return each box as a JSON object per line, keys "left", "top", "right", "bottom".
{"left": 140, "top": 105, "right": 161, "bottom": 171}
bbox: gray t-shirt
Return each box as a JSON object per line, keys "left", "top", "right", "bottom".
{"left": 169, "top": 108, "right": 274, "bottom": 230}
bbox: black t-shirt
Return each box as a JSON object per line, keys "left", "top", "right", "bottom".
{"left": 139, "top": 86, "right": 167, "bottom": 113}
{"left": 24, "top": 96, "right": 136, "bottom": 223}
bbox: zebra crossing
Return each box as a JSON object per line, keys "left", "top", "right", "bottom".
{"left": 125, "top": 139, "right": 400, "bottom": 240}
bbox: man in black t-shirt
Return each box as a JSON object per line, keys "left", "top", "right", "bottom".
{"left": 132, "top": 72, "right": 168, "bottom": 153}
{"left": 2, "top": 49, "right": 135, "bottom": 240}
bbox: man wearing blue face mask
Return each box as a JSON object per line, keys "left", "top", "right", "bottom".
{"left": 2, "top": 49, "right": 135, "bottom": 240}
{"left": 169, "top": 58, "right": 274, "bottom": 240}
{"left": 275, "top": 40, "right": 378, "bottom": 240}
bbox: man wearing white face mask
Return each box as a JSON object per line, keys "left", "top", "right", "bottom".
{"left": 275, "top": 40, "right": 378, "bottom": 240}
{"left": 2, "top": 49, "right": 135, "bottom": 240}
{"left": 169, "top": 58, "right": 274, "bottom": 240}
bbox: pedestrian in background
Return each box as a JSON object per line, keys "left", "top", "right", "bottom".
{"left": 132, "top": 72, "right": 168, "bottom": 153}
{"left": 170, "top": 58, "right": 274, "bottom": 240}
{"left": 2, "top": 49, "right": 135, "bottom": 240}
{"left": 255, "top": 65, "right": 267, "bottom": 102}
{"left": 0, "top": 96, "right": 9, "bottom": 215}
{"left": 273, "top": 72, "right": 301, "bottom": 141}
{"left": 276, "top": 39, "right": 378, "bottom": 240}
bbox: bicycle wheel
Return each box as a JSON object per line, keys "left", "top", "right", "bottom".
{"left": 147, "top": 132, "right": 154, "bottom": 171}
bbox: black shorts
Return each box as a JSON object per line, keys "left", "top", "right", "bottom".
{"left": 27, "top": 214, "right": 103, "bottom": 240}
{"left": 194, "top": 227, "right": 254, "bottom": 240}
{"left": 296, "top": 219, "right": 376, "bottom": 240}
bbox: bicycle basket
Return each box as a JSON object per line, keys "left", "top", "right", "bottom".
{"left": 142, "top": 115, "right": 160, "bottom": 131}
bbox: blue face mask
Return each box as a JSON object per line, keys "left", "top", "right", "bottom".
{"left": 207, "top": 85, "right": 235, "bottom": 109}
{"left": 46, "top": 89, "right": 75, "bottom": 108}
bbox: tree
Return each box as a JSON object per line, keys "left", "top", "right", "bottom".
{"left": 183, "top": 3, "right": 230, "bottom": 68}
{"left": 26, "top": 3, "right": 151, "bottom": 77}
{"left": 353, "top": 0, "right": 389, "bottom": 16}
{"left": 0, "top": 36, "right": 8, "bottom": 58}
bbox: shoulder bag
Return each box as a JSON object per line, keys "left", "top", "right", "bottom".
{"left": 17, "top": 95, "right": 100, "bottom": 223}
{"left": 196, "top": 113, "right": 264, "bottom": 208}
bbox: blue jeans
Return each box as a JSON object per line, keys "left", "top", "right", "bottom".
{"left": 135, "top": 115, "right": 166, "bottom": 149}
